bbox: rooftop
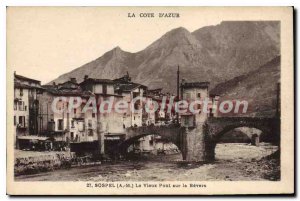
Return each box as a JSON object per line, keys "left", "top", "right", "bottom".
{"left": 181, "top": 82, "right": 210, "bottom": 89}
{"left": 114, "top": 74, "right": 147, "bottom": 92}
{"left": 80, "top": 78, "right": 114, "bottom": 85}
{"left": 14, "top": 72, "right": 41, "bottom": 84}
{"left": 42, "top": 84, "right": 94, "bottom": 97}
{"left": 114, "top": 82, "right": 147, "bottom": 92}
{"left": 14, "top": 81, "right": 44, "bottom": 90}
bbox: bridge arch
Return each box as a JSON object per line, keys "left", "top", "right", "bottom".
{"left": 118, "top": 133, "right": 181, "bottom": 156}
{"left": 116, "top": 124, "right": 186, "bottom": 159}
{"left": 213, "top": 125, "right": 269, "bottom": 142}
{"left": 217, "top": 126, "right": 264, "bottom": 143}
{"left": 204, "top": 117, "right": 280, "bottom": 161}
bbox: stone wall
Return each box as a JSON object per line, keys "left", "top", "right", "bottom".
{"left": 15, "top": 151, "right": 74, "bottom": 176}
{"left": 184, "top": 125, "right": 206, "bottom": 161}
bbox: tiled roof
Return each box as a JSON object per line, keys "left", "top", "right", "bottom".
{"left": 80, "top": 78, "right": 114, "bottom": 85}
{"left": 14, "top": 81, "right": 44, "bottom": 90}
{"left": 114, "top": 82, "right": 143, "bottom": 92}
{"left": 114, "top": 78, "right": 147, "bottom": 92}
{"left": 43, "top": 85, "right": 94, "bottom": 97}
{"left": 181, "top": 82, "right": 210, "bottom": 88}
{"left": 14, "top": 73, "right": 41, "bottom": 84}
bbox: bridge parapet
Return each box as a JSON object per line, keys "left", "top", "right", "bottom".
{"left": 125, "top": 124, "right": 181, "bottom": 136}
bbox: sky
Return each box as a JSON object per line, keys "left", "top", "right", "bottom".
{"left": 7, "top": 7, "right": 281, "bottom": 84}
{"left": 7, "top": 7, "right": 224, "bottom": 84}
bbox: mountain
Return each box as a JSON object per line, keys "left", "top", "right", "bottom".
{"left": 50, "top": 21, "right": 279, "bottom": 94}
{"left": 50, "top": 27, "right": 217, "bottom": 92}
{"left": 211, "top": 56, "right": 280, "bottom": 117}
{"left": 192, "top": 21, "right": 279, "bottom": 82}
{"left": 49, "top": 22, "right": 280, "bottom": 116}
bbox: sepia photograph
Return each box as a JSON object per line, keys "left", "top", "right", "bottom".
{"left": 6, "top": 6, "right": 294, "bottom": 195}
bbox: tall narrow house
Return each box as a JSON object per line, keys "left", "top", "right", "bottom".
{"left": 14, "top": 72, "right": 43, "bottom": 146}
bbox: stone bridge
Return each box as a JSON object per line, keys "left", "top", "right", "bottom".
{"left": 116, "top": 124, "right": 186, "bottom": 157}
{"left": 204, "top": 117, "right": 280, "bottom": 160}
{"left": 206, "top": 117, "right": 280, "bottom": 141}
{"left": 116, "top": 117, "right": 280, "bottom": 162}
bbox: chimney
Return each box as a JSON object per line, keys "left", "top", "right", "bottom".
{"left": 84, "top": 75, "right": 89, "bottom": 80}
{"left": 70, "top": 77, "right": 77, "bottom": 83}
{"left": 125, "top": 71, "right": 131, "bottom": 82}
{"left": 53, "top": 82, "right": 56, "bottom": 86}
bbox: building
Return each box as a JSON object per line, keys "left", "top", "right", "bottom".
{"left": 14, "top": 72, "right": 44, "bottom": 147}
{"left": 39, "top": 78, "right": 96, "bottom": 144}
{"left": 209, "top": 93, "right": 220, "bottom": 117}
{"left": 80, "top": 76, "right": 125, "bottom": 155}
{"left": 142, "top": 95, "right": 156, "bottom": 125}
{"left": 146, "top": 88, "right": 176, "bottom": 124}
{"left": 113, "top": 73, "right": 148, "bottom": 127}
{"left": 180, "top": 81, "right": 218, "bottom": 127}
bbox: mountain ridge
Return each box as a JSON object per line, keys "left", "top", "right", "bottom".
{"left": 211, "top": 56, "right": 280, "bottom": 117}
{"left": 49, "top": 21, "right": 280, "bottom": 103}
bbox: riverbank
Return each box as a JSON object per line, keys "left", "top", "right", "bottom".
{"left": 14, "top": 150, "right": 74, "bottom": 176}
{"left": 15, "top": 143, "right": 279, "bottom": 181}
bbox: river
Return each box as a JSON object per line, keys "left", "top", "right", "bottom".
{"left": 15, "top": 143, "right": 279, "bottom": 181}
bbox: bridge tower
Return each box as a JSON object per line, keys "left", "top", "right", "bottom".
{"left": 180, "top": 81, "right": 211, "bottom": 162}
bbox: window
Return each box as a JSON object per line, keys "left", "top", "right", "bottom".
{"left": 134, "top": 102, "right": 140, "bottom": 110}
{"left": 103, "top": 84, "right": 107, "bottom": 94}
{"left": 149, "top": 136, "right": 154, "bottom": 146}
{"left": 18, "top": 101, "right": 24, "bottom": 111}
{"left": 71, "top": 120, "right": 74, "bottom": 128}
{"left": 132, "top": 92, "right": 139, "bottom": 99}
{"left": 73, "top": 108, "right": 76, "bottom": 114}
{"left": 209, "top": 108, "right": 213, "bottom": 117}
{"left": 14, "top": 116, "right": 16, "bottom": 126}
{"left": 182, "top": 116, "right": 195, "bottom": 128}
{"left": 197, "top": 104, "right": 201, "bottom": 113}
{"left": 18, "top": 116, "right": 22, "bottom": 125}
{"left": 184, "top": 117, "right": 189, "bottom": 126}
{"left": 88, "top": 119, "right": 92, "bottom": 128}
{"left": 18, "top": 116, "right": 25, "bottom": 127}
{"left": 197, "top": 93, "right": 201, "bottom": 98}
{"left": 92, "top": 113, "right": 96, "bottom": 118}
{"left": 88, "top": 130, "right": 93, "bottom": 136}
{"left": 58, "top": 119, "right": 63, "bottom": 130}
{"left": 20, "top": 89, "right": 23, "bottom": 96}
{"left": 14, "top": 101, "right": 17, "bottom": 110}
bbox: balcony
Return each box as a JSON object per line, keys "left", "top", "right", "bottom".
{"left": 17, "top": 123, "right": 27, "bottom": 129}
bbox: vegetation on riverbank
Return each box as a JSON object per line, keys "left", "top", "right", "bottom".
{"left": 14, "top": 151, "right": 73, "bottom": 176}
